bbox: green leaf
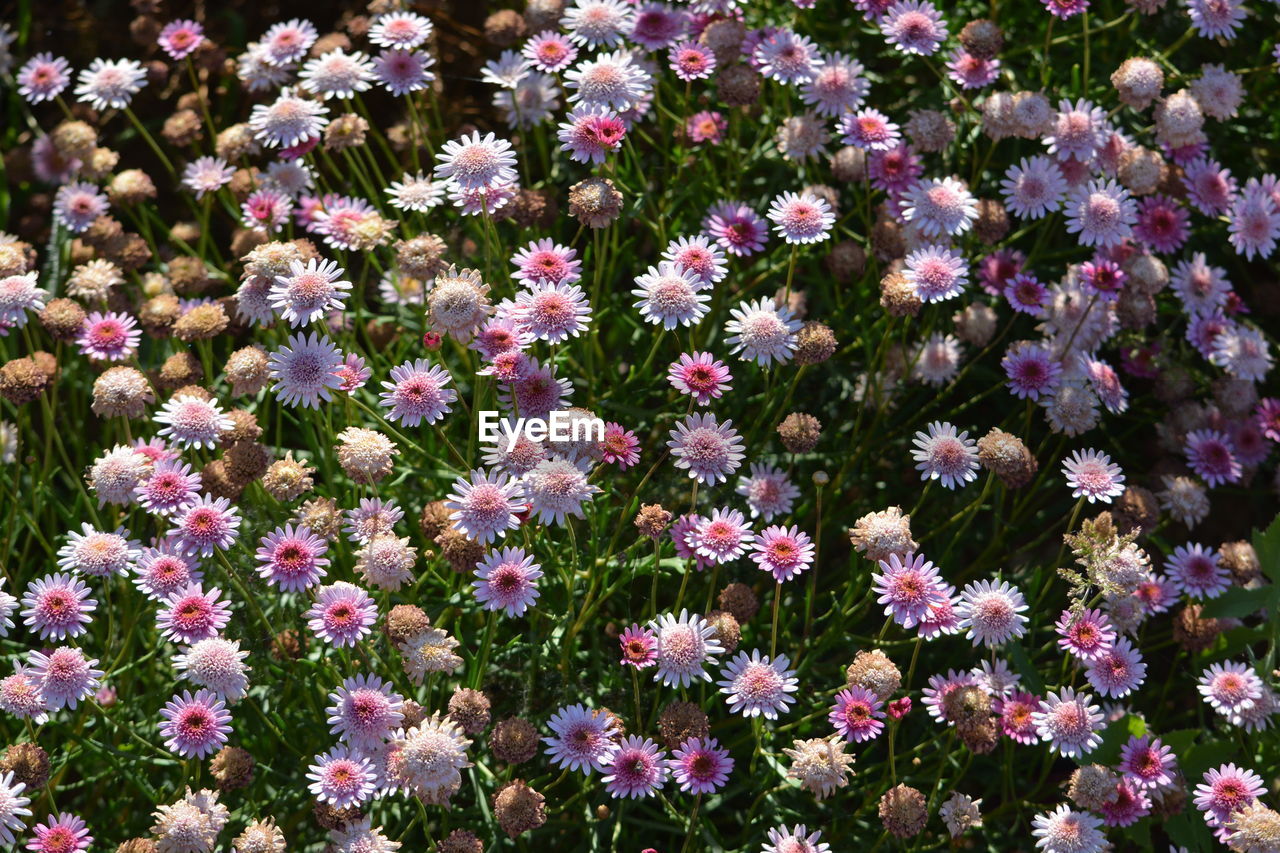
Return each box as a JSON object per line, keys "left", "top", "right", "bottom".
{"left": 1006, "top": 641, "right": 1045, "bottom": 695}
{"left": 1198, "top": 585, "right": 1277, "bottom": 619}
{"left": 1253, "top": 512, "right": 1280, "bottom": 587}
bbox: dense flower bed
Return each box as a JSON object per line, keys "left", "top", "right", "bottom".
{"left": 0, "top": 0, "right": 1279, "bottom": 850}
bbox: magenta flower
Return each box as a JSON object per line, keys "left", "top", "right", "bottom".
{"left": 255, "top": 524, "right": 330, "bottom": 592}
{"left": 649, "top": 609, "right": 724, "bottom": 687}
{"left": 473, "top": 547, "right": 543, "bottom": 617}
{"left": 25, "top": 812, "right": 91, "bottom": 853}
{"left": 379, "top": 359, "right": 456, "bottom": 426}
{"left": 157, "top": 584, "right": 230, "bottom": 644}
{"left": 28, "top": 646, "right": 102, "bottom": 711}
{"left": 169, "top": 494, "right": 241, "bottom": 556}
{"left": 16, "top": 53, "right": 71, "bottom": 104}
{"left": 619, "top": 624, "right": 658, "bottom": 669}
{"left": 750, "top": 525, "right": 815, "bottom": 582}
{"left": 717, "top": 650, "right": 798, "bottom": 718}
{"left": 543, "top": 703, "right": 620, "bottom": 774}
{"left": 872, "top": 552, "right": 946, "bottom": 629}
{"left": 1184, "top": 428, "right": 1242, "bottom": 487}
{"left": 1055, "top": 608, "right": 1115, "bottom": 662}
{"left": 76, "top": 311, "right": 141, "bottom": 362}
{"left": 1119, "top": 735, "right": 1177, "bottom": 791}
{"left": 159, "top": 688, "right": 231, "bottom": 758}
{"left": 154, "top": 395, "right": 233, "bottom": 450}
{"left": 135, "top": 460, "right": 202, "bottom": 517}
{"left": 158, "top": 19, "right": 205, "bottom": 60}
{"left": 668, "top": 737, "right": 733, "bottom": 794}
{"left": 446, "top": 468, "right": 525, "bottom": 544}
{"left": 704, "top": 201, "right": 769, "bottom": 256}
{"left": 602, "top": 736, "right": 668, "bottom": 799}
{"left": 306, "top": 582, "right": 377, "bottom": 647}
{"left": 1084, "top": 637, "right": 1146, "bottom": 698}
{"left": 308, "top": 746, "right": 377, "bottom": 809}
{"left": 327, "top": 674, "right": 405, "bottom": 749}
{"left": 667, "top": 413, "right": 745, "bottom": 485}
{"left": 1061, "top": 448, "right": 1125, "bottom": 503}
{"left": 600, "top": 423, "right": 640, "bottom": 470}
{"left": 1194, "top": 763, "right": 1265, "bottom": 827}
{"left": 668, "top": 352, "right": 732, "bottom": 406}
{"left": 20, "top": 574, "right": 96, "bottom": 641}
{"left": 1032, "top": 687, "right": 1103, "bottom": 757}
{"left": 693, "top": 508, "right": 753, "bottom": 565}
{"left": 829, "top": 687, "right": 885, "bottom": 742}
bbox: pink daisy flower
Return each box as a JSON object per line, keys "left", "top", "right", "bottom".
{"left": 619, "top": 623, "right": 658, "bottom": 669}
{"left": 446, "top": 468, "right": 525, "bottom": 544}
{"left": 344, "top": 498, "right": 404, "bottom": 544}
{"left": 133, "top": 544, "right": 203, "bottom": 601}
{"left": 669, "top": 41, "right": 715, "bottom": 81}
{"left": 767, "top": 191, "right": 835, "bottom": 244}
{"left": 1055, "top": 607, "right": 1115, "bottom": 662}
{"left": 663, "top": 236, "right": 727, "bottom": 288}
{"left": 872, "top": 552, "right": 946, "bottom": 629}
{"left": 1065, "top": 179, "right": 1136, "bottom": 248}
{"left": 1194, "top": 763, "right": 1264, "bottom": 827}
{"left": 16, "top": 53, "right": 71, "bottom": 103}
{"left": 630, "top": 2, "right": 685, "bottom": 49}
{"left": 839, "top": 108, "right": 901, "bottom": 151}
{"left": 705, "top": 201, "right": 769, "bottom": 256}
{"left": 1084, "top": 637, "right": 1146, "bottom": 698}
{"left": 305, "top": 583, "right": 378, "bottom": 649}
{"left": 558, "top": 105, "right": 627, "bottom": 165}
{"left": 249, "top": 87, "right": 329, "bottom": 148}
{"left": 957, "top": 580, "right": 1028, "bottom": 647}
{"left": 868, "top": 144, "right": 923, "bottom": 194}
{"left": 157, "top": 584, "right": 230, "bottom": 644}
{"left": 435, "top": 131, "right": 518, "bottom": 191}
{"left": 600, "top": 422, "right": 640, "bottom": 470}
{"left": 511, "top": 239, "right": 582, "bottom": 287}
{"left": 56, "top": 524, "right": 140, "bottom": 578}
{"left": 159, "top": 688, "right": 231, "bottom": 758}
{"left": 1183, "top": 158, "right": 1237, "bottom": 216}
{"left": 523, "top": 31, "right": 577, "bottom": 72}
{"left": 241, "top": 188, "right": 295, "bottom": 233}
{"left": 474, "top": 547, "right": 543, "bottom": 617}
{"left": 76, "top": 311, "right": 141, "bottom": 362}
{"left": 801, "top": 52, "right": 868, "bottom": 116}
{"left": 1031, "top": 805, "right": 1104, "bottom": 853}
{"left": 667, "top": 413, "right": 746, "bottom": 485}
{"left": 911, "top": 421, "right": 978, "bottom": 488}
{"left": 668, "top": 737, "right": 733, "bottom": 794}
{"left": 1119, "top": 735, "right": 1177, "bottom": 791}
{"left": 753, "top": 29, "right": 822, "bottom": 84}
{"left": 514, "top": 282, "right": 593, "bottom": 343}
{"left": 736, "top": 463, "right": 798, "bottom": 520}
{"left": 1005, "top": 273, "right": 1050, "bottom": 316}
{"left": 255, "top": 524, "right": 330, "bottom": 592}
{"left": 20, "top": 574, "right": 96, "bottom": 641}
{"left": 601, "top": 736, "right": 667, "bottom": 799}
{"left": 268, "top": 332, "right": 346, "bottom": 409}
{"left": 649, "top": 609, "right": 724, "bottom": 687}
{"left": 829, "top": 687, "right": 885, "bottom": 742}
{"left": 994, "top": 691, "right": 1040, "bottom": 744}
{"left": 1166, "top": 542, "right": 1230, "bottom": 599}
{"left": 308, "top": 746, "right": 377, "bottom": 809}
{"left": 543, "top": 703, "right": 620, "bottom": 774}
{"left": 378, "top": 359, "right": 456, "bottom": 426}
{"left": 750, "top": 525, "right": 815, "bottom": 582}
{"left": 946, "top": 48, "right": 1000, "bottom": 89}
{"left": 1033, "top": 687, "right": 1103, "bottom": 757}
{"left": 372, "top": 48, "right": 435, "bottom": 96}
{"left": 327, "top": 674, "right": 405, "bottom": 749}
{"left": 0, "top": 666, "right": 50, "bottom": 724}
{"left": 880, "top": 0, "right": 948, "bottom": 55}
{"left": 136, "top": 461, "right": 201, "bottom": 517}
{"left": 73, "top": 58, "right": 146, "bottom": 110}
{"left": 1133, "top": 194, "right": 1190, "bottom": 253}
{"left": 158, "top": 19, "right": 204, "bottom": 60}
{"left": 1184, "top": 428, "right": 1242, "bottom": 487}
{"left": 1001, "top": 156, "right": 1066, "bottom": 220}
{"left": 269, "top": 258, "right": 353, "bottom": 328}
{"left": 1198, "top": 661, "right": 1263, "bottom": 718}
{"left": 154, "top": 395, "right": 232, "bottom": 450}
{"left": 24, "top": 813, "right": 91, "bottom": 853}
{"left": 902, "top": 177, "right": 979, "bottom": 238}
{"left": 1045, "top": 99, "right": 1105, "bottom": 161}
{"left": 28, "top": 646, "right": 102, "bottom": 710}
{"left": 686, "top": 110, "right": 726, "bottom": 145}
{"left": 668, "top": 352, "right": 732, "bottom": 406}
{"left": 1186, "top": 0, "right": 1246, "bottom": 40}
{"left": 725, "top": 297, "right": 800, "bottom": 365}
{"left": 1062, "top": 448, "right": 1125, "bottom": 503}
{"left": 261, "top": 18, "right": 318, "bottom": 65}
{"left": 717, "top": 649, "right": 798, "bottom": 719}
{"left": 693, "top": 507, "right": 753, "bottom": 565}
{"left": 368, "top": 11, "right": 433, "bottom": 48}
{"left": 169, "top": 494, "right": 241, "bottom": 557}
{"left": 631, "top": 262, "right": 711, "bottom": 329}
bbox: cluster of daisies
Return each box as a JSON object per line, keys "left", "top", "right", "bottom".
{"left": 1, "top": 0, "right": 1280, "bottom": 850}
